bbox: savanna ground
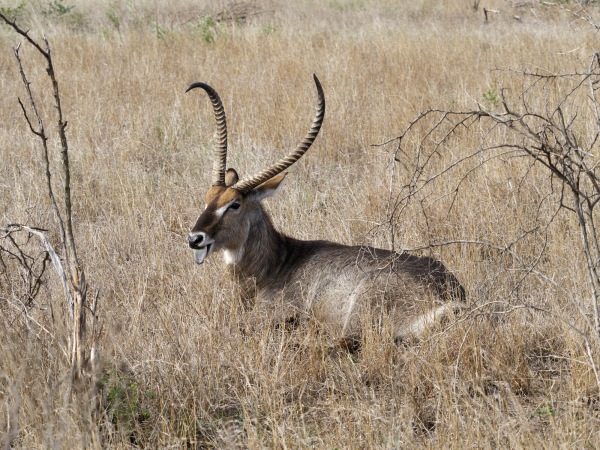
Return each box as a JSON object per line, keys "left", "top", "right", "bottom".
{"left": 2, "top": 0, "right": 600, "bottom": 447}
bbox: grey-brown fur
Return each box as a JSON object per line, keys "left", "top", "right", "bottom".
{"left": 186, "top": 76, "right": 465, "bottom": 341}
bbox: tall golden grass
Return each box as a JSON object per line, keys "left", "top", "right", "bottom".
{"left": 1, "top": 0, "right": 600, "bottom": 447}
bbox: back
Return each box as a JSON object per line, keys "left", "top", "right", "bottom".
{"left": 261, "top": 238, "right": 465, "bottom": 340}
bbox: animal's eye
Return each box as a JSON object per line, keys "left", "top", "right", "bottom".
{"left": 229, "top": 202, "right": 241, "bottom": 211}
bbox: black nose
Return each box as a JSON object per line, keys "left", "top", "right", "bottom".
{"left": 188, "top": 233, "right": 204, "bottom": 249}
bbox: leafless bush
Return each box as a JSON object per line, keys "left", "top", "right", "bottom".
{"left": 0, "top": 14, "right": 98, "bottom": 390}
{"left": 379, "top": 51, "right": 600, "bottom": 392}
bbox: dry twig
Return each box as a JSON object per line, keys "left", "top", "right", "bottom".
{"left": 0, "top": 13, "right": 98, "bottom": 387}
{"left": 377, "top": 51, "right": 600, "bottom": 393}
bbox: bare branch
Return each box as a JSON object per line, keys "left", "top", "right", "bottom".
{"left": 1, "top": 14, "right": 93, "bottom": 385}
{"left": 0, "top": 12, "right": 48, "bottom": 56}
{"left": 4, "top": 224, "right": 73, "bottom": 316}
{"left": 12, "top": 33, "right": 68, "bottom": 266}
{"left": 381, "top": 51, "right": 600, "bottom": 348}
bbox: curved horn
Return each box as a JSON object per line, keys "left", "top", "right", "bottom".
{"left": 185, "top": 82, "right": 228, "bottom": 187}
{"left": 233, "top": 74, "right": 325, "bottom": 194}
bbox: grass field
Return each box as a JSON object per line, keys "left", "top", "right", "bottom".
{"left": 2, "top": 0, "right": 600, "bottom": 447}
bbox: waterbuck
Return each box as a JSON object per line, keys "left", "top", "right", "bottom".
{"left": 186, "top": 75, "right": 465, "bottom": 342}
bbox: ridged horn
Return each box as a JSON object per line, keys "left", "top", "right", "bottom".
{"left": 233, "top": 74, "right": 325, "bottom": 194}
{"left": 185, "top": 81, "right": 228, "bottom": 187}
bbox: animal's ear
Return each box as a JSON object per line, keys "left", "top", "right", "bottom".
{"left": 225, "top": 168, "right": 239, "bottom": 186}
{"left": 251, "top": 173, "right": 287, "bottom": 200}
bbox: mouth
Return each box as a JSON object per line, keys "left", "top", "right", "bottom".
{"left": 192, "top": 243, "right": 212, "bottom": 265}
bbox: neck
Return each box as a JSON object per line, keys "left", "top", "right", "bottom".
{"left": 226, "top": 207, "right": 285, "bottom": 289}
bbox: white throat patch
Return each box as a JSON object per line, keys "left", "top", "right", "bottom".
{"left": 223, "top": 246, "right": 244, "bottom": 265}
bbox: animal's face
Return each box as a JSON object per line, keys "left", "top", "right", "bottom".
{"left": 185, "top": 75, "right": 323, "bottom": 264}
{"left": 188, "top": 169, "right": 285, "bottom": 264}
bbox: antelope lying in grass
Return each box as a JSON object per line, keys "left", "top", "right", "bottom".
{"left": 186, "top": 75, "right": 465, "bottom": 342}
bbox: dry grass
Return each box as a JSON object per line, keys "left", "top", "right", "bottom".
{"left": 1, "top": 0, "right": 600, "bottom": 447}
